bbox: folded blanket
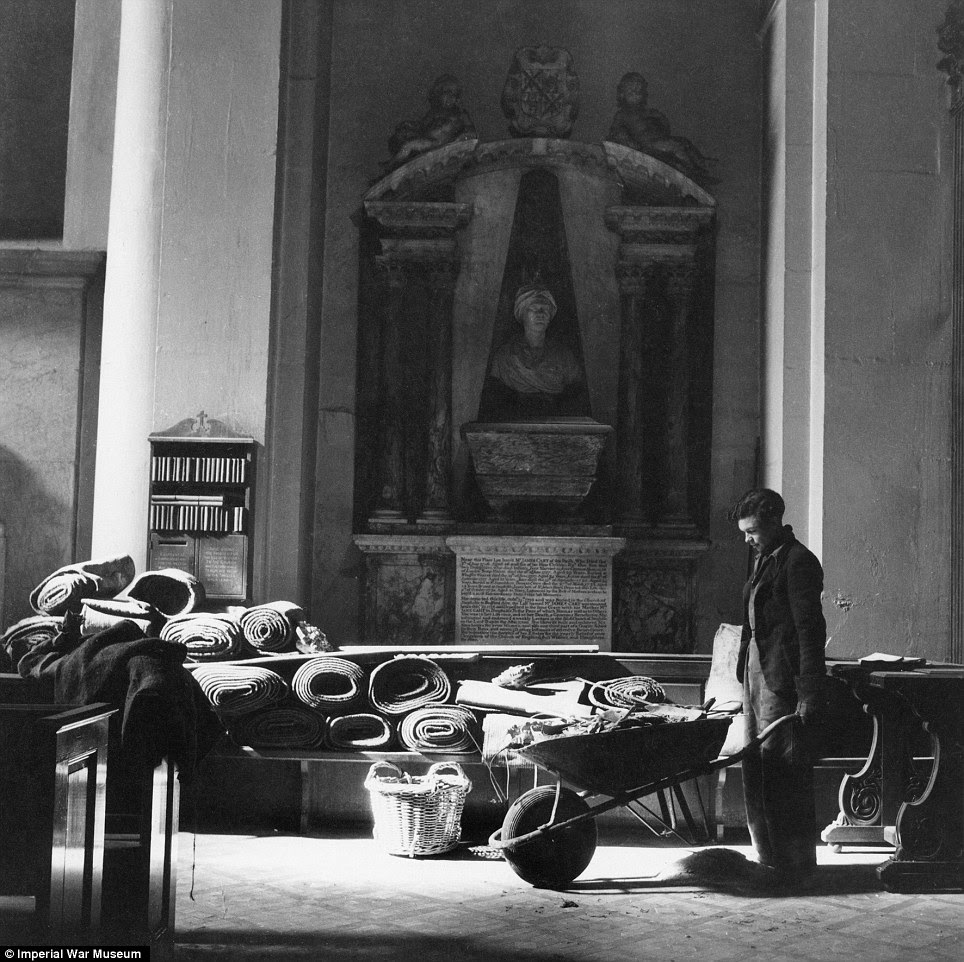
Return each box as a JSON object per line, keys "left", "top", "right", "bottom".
{"left": 368, "top": 655, "right": 451, "bottom": 716}
{"left": 229, "top": 706, "right": 326, "bottom": 750}
{"left": 160, "top": 612, "right": 245, "bottom": 661}
{"left": 80, "top": 598, "right": 165, "bottom": 637}
{"left": 239, "top": 600, "right": 304, "bottom": 654}
{"left": 190, "top": 663, "right": 289, "bottom": 716}
{"left": 455, "top": 679, "right": 595, "bottom": 718}
{"left": 326, "top": 712, "right": 395, "bottom": 750}
{"left": 0, "top": 615, "right": 64, "bottom": 672}
{"left": 398, "top": 705, "right": 479, "bottom": 754}
{"left": 29, "top": 555, "right": 136, "bottom": 616}
{"left": 587, "top": 676, "right": 667, "bottom": 710}
{"left": 116, "top": 568, "right": 205, "bottom": 618}
{"left": 291, "top": 656, "right": 366, "bottom": 711}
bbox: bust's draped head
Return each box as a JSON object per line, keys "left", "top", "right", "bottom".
{"left": 513, "top": 283, "right": 557, "bottom": 324}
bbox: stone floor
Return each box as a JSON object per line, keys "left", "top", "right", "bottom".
{"left": 174, "top": 825, "right": 964, "bottom": 962}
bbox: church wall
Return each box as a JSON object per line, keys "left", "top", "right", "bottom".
{"left": 821, "top": 0, "right": 953, "bottom": 659}
{"left": 313, "top": 0, "right": 763, "bottom": 647}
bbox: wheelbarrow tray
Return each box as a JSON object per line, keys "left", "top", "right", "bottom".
{"left": 513, "top": 716, "right": 732, "bottom": 797}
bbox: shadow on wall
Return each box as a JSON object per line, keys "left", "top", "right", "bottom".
{"left": 0, "top": 445, "right": 71, "bottom": 631}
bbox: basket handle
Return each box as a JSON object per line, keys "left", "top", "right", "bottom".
{"left": 426, "top": 761, "right": 469, "bottom": 786}
{"left": 365, "top": 760, "right": 407, "bottom": 786}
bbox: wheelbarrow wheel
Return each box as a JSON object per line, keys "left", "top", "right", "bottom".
{"left": 500, "top": 785, "right": 597, "bottom": 889}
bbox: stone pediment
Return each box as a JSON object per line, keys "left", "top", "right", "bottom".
{"left": 364, "top": 137, "right": 715, "bottom": 208}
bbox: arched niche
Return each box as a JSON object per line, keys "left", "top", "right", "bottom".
{"left": 357, "top": 136, "right": 716, "bottom": 533}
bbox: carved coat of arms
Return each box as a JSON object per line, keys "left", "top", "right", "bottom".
{"left": 501, "top": 44, "right": 580, "bottom": 138}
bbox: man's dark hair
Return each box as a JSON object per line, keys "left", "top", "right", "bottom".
{"left": 731, "top": 488, "right": 785, "bottom": 525}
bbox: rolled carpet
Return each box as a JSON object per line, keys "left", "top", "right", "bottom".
{"left": 116, "top": 568, "right": 205, "bottom": 618}
{"left": 291, "top": 656, "right": 366, "bottom": 711}
{"left": 326, "top": 713, "right": 395, "bottom": 750}
{"left": 398, "top": 705, "right": 479, "bottom": 754}
{"left": 229, "top": 706, "right": 326, "bottom": 750}
{"left": 29, "top": 555, "right": 136, "bottom": 616}
{"left": 0, "top": 615, "right": 63, "bottom": 669}
{"left": 587, "top": 675, "right": 667, "bottom": 710}
{"left": 368, "top": 655, "right": 451, "bottom": 716}
{"left": 190, "top": 664, "right": 289, "bottom": 716}
{"left": 160, "top": 612, "right": 245, "bottom": 661}
{"left": 79, "top": 598, "right": 165, "bottom": 637}
{"left": 239, "top": 600, "right": 304, "bottom": 654}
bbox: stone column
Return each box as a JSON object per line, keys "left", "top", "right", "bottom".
{"left": 368, "top": 259, "right": 408, "bottom": 524}
{"left": 90, "top": 0, "right": 173, "bottom": 566}
{"left": 940, "top": 1, "right": 964, "bottom": 665}
{"left": 364, "top": 201, "right": 471, "bottom": 527}
{"left": 663, "top": 259, "right": 699, "bottom": 527}
{"left": 614, "top": 259, "right": 649, "bottom": 524}
{"left": 419, "top": 259, "right": 459, "bottom": 525}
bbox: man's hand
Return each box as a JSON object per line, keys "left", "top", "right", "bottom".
{"left": 797, "top": 694, "right": 825, "bottom": 726}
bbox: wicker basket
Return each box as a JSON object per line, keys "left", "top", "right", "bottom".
{"left": 364, "top": 761, "right": 472, "bottom": 857}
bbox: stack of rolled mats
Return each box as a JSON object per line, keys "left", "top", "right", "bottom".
{"left": 2, "top": 557, "right": 208, "bottom": 671}
{"left": 202, "top": 653, "right": 480, "bottom": 754}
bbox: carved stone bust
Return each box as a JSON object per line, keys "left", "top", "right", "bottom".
{"left": 480, "top": 282, "right": 586, "bottom": 420}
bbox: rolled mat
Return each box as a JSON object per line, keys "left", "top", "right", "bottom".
{"left": 116, "top": 568, "right": 205, "bottom": 618}
{"left": 291, "top": 656, "right": 366, "bottom": 711}
{"left": 398, "top": 705, "right": 479, "bottom": 754}
{"left": 587, "top": 675, "right": 667, "bottom": 710}
{"left": 368, "top": 655, "right": 451, "bottom": 716}
{"left": 79, "top": 598, "right": 165, "bottom": 638}
{"left": 160, "top": 612, "right": 245, "bottom": 661}
{"left": 326, "top": 713, "right": 395, "bottom": 750}
{"left": 229, "top": 706, "right": 326, "bottom": 750}
{"left": 29, "top": 555, "right": 136, "bottom": 616}
{"left": 239, "top": 600, "right": 304, "bottom": 654}
{"left": 0, "top": 615, "right": 63, "bottom": 668}
{"left": 190, "top": 664, "right": 289, "bottom": 716}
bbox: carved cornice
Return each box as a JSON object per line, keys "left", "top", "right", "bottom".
{"left": 938, "top": 0, "right": 964, "bottom": 98}
{"left": 617, "top": 537, "right": 710, "bottom": 563}
{"left": 446, "top": 535, "right": 627, "bottom": 558}
{"left": 603, "top": 142, "right": 716, "bottom": 208}
{"left": 364, "top": 201, "right": 473, "bottom": 237}
{"left": 460, "top": 138, "right": 611, "bottom": 181}
{"left": 363, "top": 138, "right": 480, "bottom": 202}
{"left": 353, "top": 533, "right": 453, "bottom": 555}
{"left": 605, "top": 205, "right": 713, "bottom": 238}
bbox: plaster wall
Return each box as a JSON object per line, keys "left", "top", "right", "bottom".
{"left": 314, "top": 0, "right": 762, "bottom": 648}
{"left": 821, "top": 0, "right": 953, "bottom": 659}
{"left": 151, "top": 0, "right": 281, "bottom": 439}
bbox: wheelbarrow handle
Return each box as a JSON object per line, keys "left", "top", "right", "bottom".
{"left": 710, "top": 712, "right": 799, "bottom": 769}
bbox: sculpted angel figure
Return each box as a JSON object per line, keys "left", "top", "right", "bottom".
{"left": 386, "top": 73, "right": 477, "bottom": 168}
{"left": 607, "top": 72, "right": 717, "bottom": 185}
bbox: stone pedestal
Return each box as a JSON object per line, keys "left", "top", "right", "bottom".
{"left": 447, "top": 536, "right": 625, "bottom": 648}
{"left": 353, "top": 534, "right": 454, "bottom": 646}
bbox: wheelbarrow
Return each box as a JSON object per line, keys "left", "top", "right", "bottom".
{"left": 488, "top": 712, "right": 799, "bottom": 889}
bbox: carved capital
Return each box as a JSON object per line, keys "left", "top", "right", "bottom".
{"left": 365, "top": 200, "right": 472, "bottom": 237}
{"left": 938, "top": 1, "right": 964, "bottom": 95}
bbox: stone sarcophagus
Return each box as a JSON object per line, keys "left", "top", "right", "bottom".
{"left": 462, "top": 418, "right": 612, "bottom": 519}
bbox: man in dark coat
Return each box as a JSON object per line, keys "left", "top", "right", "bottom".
{"left": 732, "top": 488, "right": 827, "bottom": 886}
